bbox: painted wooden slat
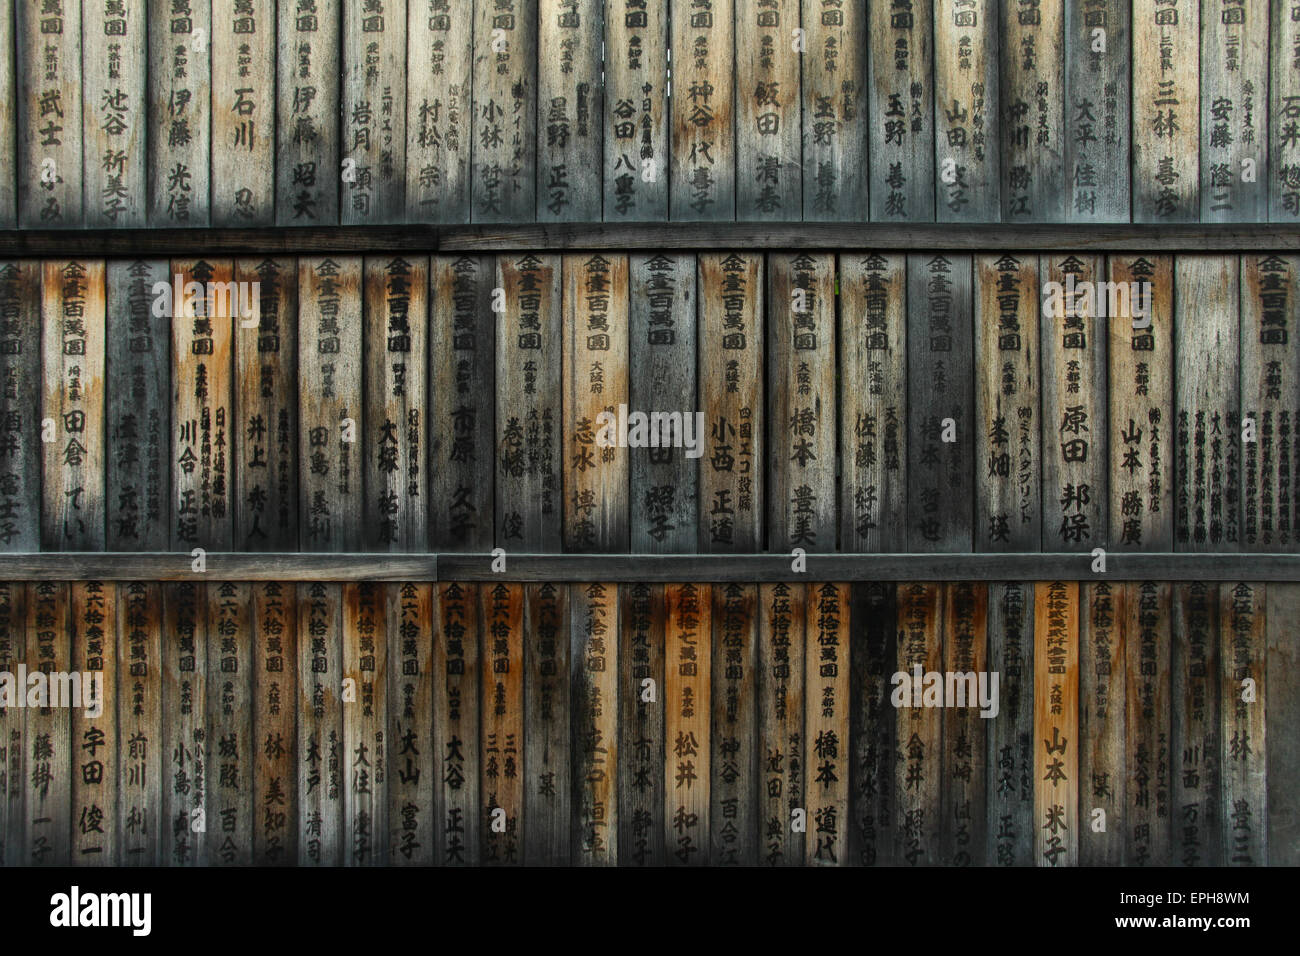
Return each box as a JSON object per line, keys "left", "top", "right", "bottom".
{"left": 1171, "top": 579, "right": 1221, "bottom": 865}
{"left": 118, "top": 581, "right": 163, "bottom": 866}
{"left": 0, "top": 583, "right": 21, "bottom": 865}
{"left": 895, "top": 582, "right": 942, "bottom": 866}
{"left": 571, "top": 581, "right": 618, "bottom": 863}
{"left": 999, "top": 0, "right": 1064, "bottom": 221}
{"left": 42, "top": 260, "right": 106, "bottom": 551}
{"left": 1131, "top": 0, "right": 1198, "bottom": 222}
{"left": 296, "top": 580, "right": 344, "bottom": 866}
{"left": 211, "top": 0, "right": 274, "bottom": 225}
{"left": 838, "top": 253, "right": 907, "bottom": 552}
{"left": 147, "top": 0, "right": 211, "bottom": 226}
{"left": 1199, "top": 0, "right": 1267, "bottom": 222}
{"left": 669, "top": 0, "right": 734, "bottom": 220}
{"left": 363, "top": 255, "right": 428, "bottom": 551}
{"left": 434, "top": 581, "right": 480, "bottom": 864}
{"left": 1221, "top": 580, "right": 1267, "bottom": 864}
{"left": 1033, "top": 579, "right": 1078, "bottom": 867}
{"left": 907, "top": 254, "right": 973, "bottom": 551}
{"left": 800, "top": 0, "right": 865, "bottom": 220}
{"left": 1064, "top": 0, "right": 1131, "bottom": 223}
{"left": 481, "top": 581, "right": 524, "bottom": 863}
{"left": 387, "top": 581, "right": 433, "bottom": 864}
{"left": 618, "top": 583, "right": 662, "bottom": 864}
{"left": 867, "top": 0, "right": 934, "bottom": 222}
{"left": 767, "top": 253, "right": 835, "bottom": 553}
{"left": 602, "top": 0, "right": 669, "bottom": 221}
{"left": 0, "top": 0, "right": 15, "bottom": 227}
{"left": 0, "top": 261, "right": 41, "bottom": 552}
{"left": 235, "top": 258, "right": 298, "bottom": 552}
{"left": 526, "top": 581, "right": 570, "bottom": 863}
{"left": 538, "top": 0, "right": 602, "bottom": 221}
{"left": 430, "top": 255, "right": 496, "bottom": 551}
{"left": 70, "top": 580, "right": 115, "bottom": 863}
{"left": 629, "top": 253, "right": 697, "bottom": 553}
{"left": 735, "top": 0, "right": 799, "bottom": 220}
{"left": 1269, "top": 2, "right": 1300, "bottom": 222}
{"left": 471, "top": 0, "right": 536, "bottom": 222}
{"left": 848, "top": 581, "right": 894, "bottom": 865}
{"left": 1265, "top": 582, "right": 1299, "bottom": 864}
{"left": 563, "top": 254, "right": 630, "bottom": 552}
{"left": 82, "top": 0, "right": 146, "bottom": 226}
{"left": 161, "top": 581, "right": 205, "bottom": 865}
{"left": 758, "top": 581, "right": 803, "bottom": 866}
{"left": 276, "top": 0, "right": 340, "bottom": 226}
{"left": 342, "top": 581, "right": 387, "bottom": 864}
{"left": 933, "top": 0, "right": 999, "bottom": 221}
{"left": 986, "top": 580, "right": 1034, "bottom": 865}
{"left": 664, "top": 582, "right": 710, "bottom": 863}
{"left": 205, "top": 580, "right": 251, "bottom": 864}
{"left": 341, "top": 0, "right": 407, "bottom": 223}
{"left": 709, "top": 582, "right": 755, "bottom": 864}
{"left": 18, "top": 0, "right": 83, "bottom": 226}
{"left": 406, "top": 0, "right": 472, "bottom": 222}
{"left": 805, "top": 582, "right": 849, "bottom": 866}
{"left": 940, "top": 581, "right": 987, "bottom": 865}
{"left": 496, "top": 254, "right": 563, "bottom": 551}
{"left": 1124, "top": 579, "right": 1171, "bottom": 865}
{"left": 698, "top": 253, "right": 762, "bottom": 552}
{"left": 974, "top": 253, "right": 1040, "bottom": 552}
{"left": 1079, "top": 580, "right": 1124, "bottom": 865}
{"left": 25, "top": 581, "right": 70, "bottom": 863}
{"left": 253, "top": 581, "right": 297, "bottom": 864}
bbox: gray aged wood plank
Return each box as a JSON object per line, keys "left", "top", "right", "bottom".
{"left": 603, "top": 0, "right": 669, "bottom": 221}
{"left": 1080, "top": 581, "right": 1124, "bottom": 865}
{"left": 940, "top": 582, "right": 987, "bottom": 865}
{"left": 481, "top": 581, "right": 524, "bottom": 863}
{"left": 276, "top": 0, "right": 340, "bottom": 225}
{"left": 0, "top": 582, "right": 23, "bottom": 865}
{"left": 800, "top": 0, "right": 865, "bottom": 220}
{"left": 670, "top": 0, "right": 735, "bottom": 220}
{"left": 526, "top": 581, "right": 570, "bottom": 864}
{"left": 538, "top": 0, "right": 603, "bottom": 221}
{"left": 70, "top": 581, "right": 116, "bottom": 863}
{"left": 1220, "top": 580, "right": 1267, "bottom": 864}
{"left": 895, "top": 582, "right": 942, "bottom": 865}
{"left": 252, "top": 581, "right": 297, "bottom": 864}
{"left": 1199, "top": 0, "right": 1267, "bottom": 222}
{"left": 848, "top": 581, "right": 894, "bottom": 866}
{"left": 933, "top": 0, "right": 999, "bottom": 221}
{"left": 204, "top": 580, "right": 252, "bottom": 864}
{"left": 1265, "top": 582, "right": 1299, "bottom": 865}
{"left": 386, "top": 582, "right": 433, "bottom": 863}
{"left": 874, "top": 0, "right": 936, "bottom": 222}
{"left": 1171, "top": 579, "right": 1222, "bottom": 865}
{"left": 758, "top": 581, "right": 804, "bottom": 866}
{"left": 570, "top": 581, "right": 617, "bottom": 864}
{"left": 161, "top": 581, "right": 206, "bottom": 865}
{"left": 1065, "top": 0, "right": 1131, "bottom": 223}
{"left": 805, "top": 581, "right": 849, "bottom": 865}
{"left": 735, "top": 0, "right": 800, "bottom": 221}
{"left": 434, "top": 581, "right": 480, "bottom": 863}
{"left": 1269, "top": 2, "right": 1300, "bottom": 222}
{"left": 211, "top": 0, "right": 274, "bottom": 226}
{"left": 18, "top": 0, "right": 82, "bottom": 226}
{"left": 25, "top": 581, "right": 70, "bottom": 863}
{"left": 296, "top": 580, "right": 344, "bottom": 865}
{"left": 986, "top": 580, "right": 1034, "bottom": 865}
{"left": 664, "top": 582, "right": 710, "bottom": 863}
{"left": 1131, "top": 0, "right": 1198, "bottom": 222}
{"left": 117, "top": 581, "right": 164, "bottom": 866}
{"left": 406, "top": 0, "right": 472, "bottom": 222}
{"left": 0, "top": 261, "right": 41, "bottom": 552}
{"left": 0, "top": 0, "right": 15, "bottom": 227}
{"left": 147, "top": 0, "right": 211, "bottom": 226}
{"left": 1033, "top": 580, "right": 1079, "bottom": 866}
{"left": 999, "top": 0, "right": 1064, "bottom": 221}
{"left": 1124, "top": 579, "right": 1171, "bottom": 865}
{"left": 618, "top": 582, "right": 662, "bottom": 865}
{"left": 82, "top": 0, "right": 146, "bottom": 226}
{"left": 471, "top": 0, "right": 537, "bottom": 222}
{"left": 709, "top": 582, "right": 756, "bottom": 865}
{"left": 341, "top": 0, "right": 407, "bottom": 223}
{"left": 342, "top": 581, "right": 387, "bottom": 864}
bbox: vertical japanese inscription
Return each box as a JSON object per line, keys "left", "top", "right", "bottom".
{"left": 343, "top": 582, "right": 387, "bottom": 864}
{"left": 472, "top": 0, "right": 537, "bottom": 221}
{"left": 736, "top": 0, "right": 800, "bottom": 220}
{"left": 388, "top": 582, "right": 433, "bottom": 864}
{"left": 205, "top": 580, "right": 251, "bottom": 865}
{"left": 805, "top": 583, "right": 849, "bottom": 866}
{"left": 572, "top": 581, "right": 618, "bottom": 864}
{"left": 896, "top": 583, "right": 941, "bottom": 866}
{"left": 71, "top": 581, "right": 115, "bottom": 863}
{"left": 435, "top": 582, "right": 480, "bottom": 864}
{"left": 147, "top": 0, "right": 211, "bottom": 225}
{"left": 406, "top": 0, "right": 471, "bottom": 221}
{"left": 665, "top": 582, "right": 710, "bottom": 864}
{"left": 1132, "top": 0, "right": 1199, "bottom": 221}
{"left": 538, "top": 0, "right": 602, "bottom": 220}
{"left": 1065, "top": 0, "right": 1131, "bottom": 222}
{"left": 1080, "top": 581, "right": 1126, "bottom": 865}
{"left": 0, "top": 261, "right": 40, "bottom": 552}
{"left": 26, "top": 581, "right": 70, "bottom": 864}
{"left": 869, "top": 0, "right": 934, "bottom": 221}
{"left": 1200, "top": 0, "right": 1267, "bottom": 221}
{"left": 277, "top": 0, "right": 340, "bottom": 225}
{"left": 526, "top": 582, "right": 570, "bottom": 863}
{"left": 83, "top": 0, "right": 146, "bottom": 226}
{"left": 212, "top": 0, "right": 274, "bottom": 225}
{"left": 18, "top": 0, "right": 83, "bottom": 226}
{"left": 603, "top": 0, "right": 669, "bottom": 220}
{"left": 941, "top": 582, "right": 987, "bottom": 865}
{"left": 670, "top": 0, "right": 735, "bottom": 219}
{"left": 710, "top": 582, "right": 755, "bottom": 865}
{"left": 759, "top": 581, "right": 804, "bottom": 865}
{"left": 481, "top": 582, "right": 523, "bottom": 864}
{"left": 801, "top": 0, "right": 865, "bottom": 219}
{"left": 934, "top": 0, "right": 999, "bottom": 221}
{"left": 1033, "top": 580, "right": 1078, "bottom": 867}
{"left": 118, "top": 582, "right": 163, "bottom": 865}
{"left": 1000, "top": 0, "right": 1064, "bottom": 220}
{"left": 342, "top": 0, "right": 407, "bottom": 223}
{"left": 297, "top": 580, "right": 343, "bottom": 866}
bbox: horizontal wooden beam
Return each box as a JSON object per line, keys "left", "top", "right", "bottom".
{"left": 2, "top": 222, "right": 1299, "bottom": 257}
{"left": 0, "top": 552, "right": 1293, "bottom": 581}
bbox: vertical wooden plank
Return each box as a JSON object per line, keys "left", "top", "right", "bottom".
{"left": 0, "top": 262, "right": 41, "bottom": 553}
{"left": 1064, "top": 0, "right": 1131, "bottom": 222}
{"left": 1265, "top": 583, "right": 1300, "bottom": 864}
{"left": 18, "top": 0, "right": 83, "bottom": 225}
{"left": 1241, "top": 255, "right": 1300, "bottom": 551}
{"left": 940, "top": 582, "right": 987, "bottom": 865}
{"left": 1222, "top": 581, "right": 1266, "bottom": 864}
{"left": 767, "top": 253, "right": 835, "bottom": 553}
{"left": 709, "top": 582, "right": 756, "bottom": 865}
{"left": 1132, "top": 0, "right": 1198, "bottom": 221}
{"left": 999, "top": 0, "right": 1064, "bottom": 220}
{"left": 758, "top": 581, "right": 804, "bottom": 865}
{"left": 571, "top": 581, "right": 618, "bottom": 863}
{"left": 987, "top": 580, "right": 1034, "bottom": 865}
{"left": 387, "top": 582, "right": 434, "bottom": 864}
{"left": 1080, "top": 581, "right": 1125, "bottom": 865}
{"left": 1171, "top": 580, "right": 1221, "bottom": 865}
{"left": 42, "top": 260, "right": 106, "bottom": 551}
{"left": 800, "top": 0, "right": 865, "bottom": 219}
{"left": 70, "top": 581, "right": 115, "bottom": 864}
{"left": 670, "top": 0, "right": 734, "bottom": 219}
{"left": 1200, "top": 0, "right": 1267, "bottom": 221}
{"left": 117, "top": 582, "right": 162, "bottom": 866}
{"left": 277, "top": 0, "right": 341, "bottom": 225}
{"left": 406, "top": 0, "right": 472, "bottom": 221}
{"left": 298, "top": 256, "right": 364, "bottom": 554}
{"left": 526, "top": 581, "right": 570, "bottom": 864}
{"left": 1269, "top": 2, "right": 1300, "bottom": 221}
{"left": 162, "top": 581, "right": 205, "bottom": 865}
{"left": 629, "top": 253, "right": 698, "bottom": 552}
{"left": 253, "top": 581, "right": 297, "bottom": 865}
{"left": 296, "top": 580, "right": 343, "bottom": 866}
{"left": 497, "top": 254, "right": 563, "bottom": 551}
{"left": 0, "top": 583, "right": 25, "bottom": 864}
{"left": 698, "top": 253, "right": 763, "bottom": 552}
{"left": 342, "top": 581, "right": 387, "bottom": 864}
{"left": 205, "top": 580, "right": 251, "bottom": 865}
{"left": 25, "top": 581, "right": 70, "bottom": 864}
{"left": 848, "top": 582, "right": 895, "bottom": 866}
{"left": 148, "top": 0, "right": 212, "bottom": 226}
{"left": 907, "top": 254, "right": 973, "bottom": 551}
{"left": 563, "top": 254, "right": 630, "bottom": 552}
{"left": 430, "top": 255, "right": 496, "bottom": 551}
{"left": 363, "top": 255, "right": 428, "bottom": 551}
{"left": 974, "top": 253, "right": 1040, "bottom": 552}
{"left": 868, "top": 0, "right": 934, "bottom": 221}
{"left": 1033, "top": 580, "right": 1078, "bottom": 867}
{"left": 735, "top": 0, "right": 799, "bottom": 220}
{"left": 618, "top": 583, "right": 661, "bottom": 865}
{"left": 1125, "top": 579, "right": 1172, "bottom": 865}
{"left": 82, "top": 0, "right": 147, "bottom": 226}
{"left": 342, "top": 0, "right": 407, "bottom": 223}
{"left": 895, "top": 582, "right": 942, "bottom": 866}
{"left": 603, "top": 0, "right": 668, "bottom": 220}
{"left": 481, "top": 582, "right": 524, "bottom": 864}
{"left": 838, "top": 253, "right": 907, "bottom": 552}
{"left": 805, "top": 582, "right": 849, "bottom": 866}
{"left": 471, "top": 0, "right": 536, "bottom": 222}
{"left": 0, "top": 0, "right": 15, "bottom": 227}
{"left": 434, "top": 582, "right": 480, "bottom": 864}
{"left": 106, "top": 260, "right": 171, "bottom": 552}
{"left": 1041, "top": 254, "right": 1109, "bottom": 551}
{"left": 934, "top": 0, "right": 999, "bottom": 221}
{"left": 235, "top": 258, "right": 299, "bottom": 552}
{"left": 537, "top": 0, "right": 602, "bottom": 220}
{"left": 170, "top": 257, "right": 235, "bottom": 553}
{"left": 211, "top": 0, "right": 274, "bottom": 224}
{"left": 1108, "top": 254, "right": 1174, "bottom": 552}
{"left": 664, "top": 582, "right": 710, "bottom": 864}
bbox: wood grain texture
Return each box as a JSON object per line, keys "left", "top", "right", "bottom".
{"left": 999, "top": 0, "right": 1064, "bottom": 221}
{"left": 0, "top": 261, "right": 41, "bottom": 552}
{"left": 1124, "top": 579, "right": 1171, "bottom": 865}
{"left": 342, "top": 581, "right": 387, "bottom": 864}
{"left": 0, "top": 0, "right": 15, "bottom": 227}
{"left": 669, "top": 0, "right": 734, "bottom": 219}
{"left": 118, "top": 581, "right": 163, "bottom": 866}
{"left": 276, "top": 0, "right": 340, "bottom": 226}
{"left": 1199, "top": 0, "right": 1267, "bottom": 222}
{"left": 869, "top": 0, "right": 933, "bottom": 221}
{"left": 1269, "top": 1, "right": 1300, "bottom": 221}
{"left": 618, "top": 582, "right": 663, "bottom": 865}
{"left": 434, "top": 581, "right": 480, "bottom": 863}
{"left": 70, "top": 580, "right": 115, "bottom": 863}
{"left": 25, "top": 581, "right": 70, "bottom": 863}
{"left": 480, "top": 581, "right": 524, "bottom": 863}
{"left": 848, "top": 581, "right": 895, "bottom": 865}
{"left": 211, "top": 0, "right": 274, "bottom": 226}
{"left": 17, "top": 0, "right": 82, "bottom": 227}
{"left": 1265, "top": 582, "right": 1299, "bottom": 865}
{"left": 1132, "top": 0, "right": 1198, "bottom": 222}
{"left": 1221, "top": 579, "right": 1266, "bottom": 864}
{"left": 538, "top": 0, "right": 602, "bottom": 221}
{"left": 471, "top": 0, "right": 536, "bottom": 222}
{"left": 406, "top": 0, "right": 472, "bottom": 222}
{"left": 940, "top": 581, "right": 986, "bottom": 865}
{"left": 664, "top": 582, "right": 709, "bottom": 863}
{"left": 1033, "top": 579, "right": 1078, "bottom": 867}
{"left": 1171, "top": 579, "right": 1221, "bottom": 865}
{"left": 1079, "top": 581, "right": 1125, "bottom": 865}
{"left": 0, "top": 582, "right": 21, "bottom": 864}
{"left": 800, "top": 0, "right": 865, "bottom": 220}
{"left": 895, "top": 582, "right": 942, "bottom": 865}
{"left": 161, "top": 581, "right": 205, "bottom": 865}
{"left": 987, "top": 580, "right": 1033, "bottom": 865}
{"left": 387, "top": 581, "right": 433, "bottom": 864}
{"left": 253, "top": 581, "right": 297, "bottom": 864}
{"left": 758, "top": 581, "right": 804, "bottom": 866}
{"left": 933, "top": 0, "right": 999, "bottom": 221}
{"left": 526, "top": 581, "right": 570, "bottom": 863}
{"left": 341, "top": 0, "right": 407, "bottom": 224}
{"left": 147, "top": 0, "right": 211, "bottom": 226}
{"left": 296, "top": 580, "right": 344, "bottom": 865}
{"left": 1064, "top": 0, "right": 1131, "bottom": 222}
{"left": 709, "top": 581, "right": 755, "bottom": 864}
{"left": 82, "top": 0, "right": 146, "bottom": 227}
{"left": 570, "top": 581, "right": 617, "bottom": 863}
{"left": 603, "top": 0, "right": 669, "bottom": 221}
{"left": 204, "top": 580, "right": 252, "bottom": 864}
{"left": 735, "top": 0, "right": 799, "bottom": 221}
{"left": 805, "top": 582, "right": 848, "bottom": 865}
